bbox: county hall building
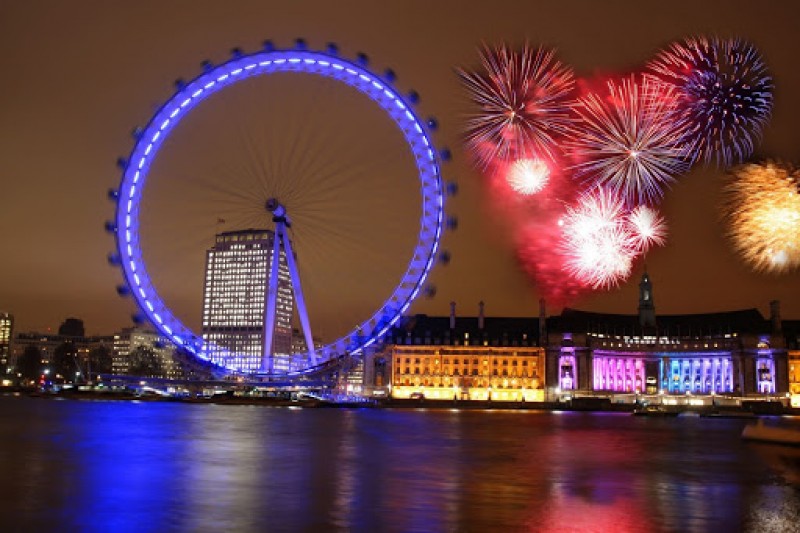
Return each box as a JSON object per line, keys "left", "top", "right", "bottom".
{"left": 372, "top": 272, "right": 792, "bottom": 402}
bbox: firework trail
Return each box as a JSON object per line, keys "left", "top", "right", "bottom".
{"left": 722, "top": 161, "right": 800, "bottom": 273}
{"left": 458, "top": 44, "right": 575, "bottom": 169}
{"left": 647, "top": 36, "right": 773, "bottom": 167}
{"left": 568, "top": 76, "right": 690, "bottom": 206}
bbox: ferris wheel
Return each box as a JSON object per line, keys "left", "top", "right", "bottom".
{"left": 107, "top": 40, "right": 451, "bottom": 376}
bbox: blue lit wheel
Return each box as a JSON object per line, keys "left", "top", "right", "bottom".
{"left": 111, "top": 43, "right": 446, "bottom": 375}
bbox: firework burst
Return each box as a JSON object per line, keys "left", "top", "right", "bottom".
{"left": 568, "top": 76, "right": 690, "bottom": 206}
{"left": 722, "top": 161, "right": 800, "bottom": 273}
{"left": 628, "top": 205, "right": 667, "bottom": 252}
{"left": 647, "top": 36, "right": 773, "bottom": 166}
{"left": 506, "top": 158, "right": 550, "bottom": 195}
{"left": 458, "top": 44, "right": 575, "bottom": 168}
{"left": 560, "top": 189, "right": 637, "bottom": 289}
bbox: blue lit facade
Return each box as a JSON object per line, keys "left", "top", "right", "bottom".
{"left": 545, "top": 274, "right": 789, "bottom": 397}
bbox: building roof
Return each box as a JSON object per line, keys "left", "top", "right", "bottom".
{"left": 549, "top": 307, "right": 771, "bottom": 336}
{"left": 388, "top": 314, "right": 541, "bottom": 346}
{"left": 217, "top": 227, "right": 270, "bottom": 236}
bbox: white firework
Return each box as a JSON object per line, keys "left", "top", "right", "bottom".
{"left": 506, "top": 158, "right": 550, "bottom": 195}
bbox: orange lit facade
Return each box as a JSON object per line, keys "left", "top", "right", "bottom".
{"left": 790, "top": 351, "right": 800, "bottom": 393}
{"left": 390, "top": 345, "right": 545, "bottom": 402}
{"left": 789, "top": 351, "right": 800, "bottom": 407}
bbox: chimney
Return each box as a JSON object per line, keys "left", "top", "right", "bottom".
{"left": 770, "top": 300, "right": 782, "bottom": 334}
{"left": 478, "top": 301, "right": 485, "bottom": 330}
{"left": 539, "top": 298, "right": 547, "bottom": 346}
{"left": 449, "top": 301, "right": 456, "bottom": 330}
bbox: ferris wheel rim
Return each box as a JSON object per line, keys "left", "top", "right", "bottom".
{"left": 113, "top": 46, "right": 445, "bottom": 375}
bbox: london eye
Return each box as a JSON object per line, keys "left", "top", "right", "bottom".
{"left": 107, "top": 41, "right": 449, "bottom": 376}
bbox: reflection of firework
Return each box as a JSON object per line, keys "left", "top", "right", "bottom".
{"left": 569, "top": 76, "right": 689, "bottom": 206}
{"left": 458, "top": 44, "right": 575, "bottom": 168}
{"left": 647, "top": 37, "right": 773, "bottom": 167}
{"left": 722, "top": 161, "right": 800, "bottom": 273}
{"left": 506, "top": 158, "right": 550, "bottom": 195}
{"left": 628, "top": 205, "right": 667, "bottom": 252}
{"left": 561, "top": 189, "right": 637, "bottom": 289}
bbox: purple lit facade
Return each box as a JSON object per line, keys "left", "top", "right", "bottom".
{"left": 558, "top": 352, "right": 577, "bottom": 390}
{"left": 545, "top": 273, "right": 789, "bottom": 396}
{"left": 592, "top": 354, "right": 646, "bottom": 393}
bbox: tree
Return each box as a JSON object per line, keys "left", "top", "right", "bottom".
{"left": 128, "top": 345, "right": 163, "bottom": 378}
{"left": 87, "top": 345, "right": 113, "bottom": 377}
{"left": 17, "top": 345, "right": 43, "bottom": 382}
{"left": 52, "top": 342, "right": 79, "bottom": 381}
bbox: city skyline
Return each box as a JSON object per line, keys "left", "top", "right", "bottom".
{"left": 2, "top": 1, "right": 800, "bottom": 338}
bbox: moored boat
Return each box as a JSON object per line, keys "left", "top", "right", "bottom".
{"left": 633, "top": 405, "right": 679, "bottom": 417}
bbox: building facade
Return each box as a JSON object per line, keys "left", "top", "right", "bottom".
{"left": 362, "top": 280, "right": 793, "bottom": 402}
{"left": 0, "top": 312, "right": 13, "bottom": 378}
{"left": 12, "top": 331, "right": 114, "bottom": 378}
{"left": 546, "top": 273, "right": 789, "bottom": 398}
{"left": 389, "top": 344, "right": 545, "bottom": 401}
{"left": 112, "top": 327, "right": 178, "bottom": 378}
{"left": 376, "top": 303, "right": 546, "bottom": 402}
{"left": 200, "top": 229, "right": 294, "bottom": 373}
{"left": 784, "top": 321, "right": 800, "bottom": 404}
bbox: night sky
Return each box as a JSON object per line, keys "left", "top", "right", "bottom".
{"left": 2, "top": 0, "right": 799, "bottom": 338}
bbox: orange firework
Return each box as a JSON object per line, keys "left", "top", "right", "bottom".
{"left": 722, "top": 161, "right": 800, "bottom": 273}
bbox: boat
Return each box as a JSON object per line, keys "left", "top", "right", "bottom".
{"left": 632, "top": 405, "right": 679, "bottom": 417}
{"left": 742, "top": 419, "right": 800, "bottom": 446}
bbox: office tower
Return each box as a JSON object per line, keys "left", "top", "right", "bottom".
{"left": 201, "top": 229, "right": 293, "bottom": 372}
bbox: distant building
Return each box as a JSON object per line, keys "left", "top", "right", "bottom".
{"left": 112, "top": 327, "right": 178, "bottom": 378}
{"left": 0, "top": 312, "right": 13, "bottom": 375}
{"left": 12, "top": 330, "right": 113, "bottom": 376}
{"left": 201, "top": 229, "right": 294, "bottom": 373}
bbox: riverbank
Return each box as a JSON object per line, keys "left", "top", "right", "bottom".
{"left": 4, "top": 387, "right": 797, "bottom": 416}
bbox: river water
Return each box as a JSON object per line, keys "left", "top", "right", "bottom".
{"left": 1, "top": 396, "right": 799, "bottom": 532}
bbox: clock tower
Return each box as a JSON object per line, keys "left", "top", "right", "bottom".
{"left": 638, "top": 269, "right": 656, "bottom": 329}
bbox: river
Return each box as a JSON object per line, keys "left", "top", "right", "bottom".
{"left": 1, "top": 396, "right": 799, "bottom": 532}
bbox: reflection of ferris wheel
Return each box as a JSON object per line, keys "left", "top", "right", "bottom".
{"left": 107, "top": 42, "right": 449, "bottom": 375}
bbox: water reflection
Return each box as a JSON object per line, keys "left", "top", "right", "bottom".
{"left": 1, "top": 398, "right": 799, "bottom": 532}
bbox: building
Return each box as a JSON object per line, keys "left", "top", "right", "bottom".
{"left": 112, "top": 327, "right": 178, "bottom": 378}
{"left": 12, "top": 330, "right": 114, "bottom": 378}
{"left": 783, "top": 321, "right": 800, "bottom": 402}
{"left": 200, "top": 229, "right": 294, "bottom": 373}
{"left": 291, "top": 328, "right": 323, "bottom": 372}
{"left": 380, "top": 302, "right": 546, "bottom": 402}
{"left": 546, "top": 271, "right": 789, "bottom": 399}
{"left": 363, "top": 275, "right": 794, "bottom": 402}
{"left": 0, "top": 312, "right": 13, "bottom": 377}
